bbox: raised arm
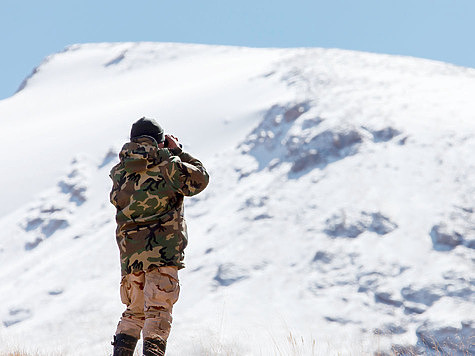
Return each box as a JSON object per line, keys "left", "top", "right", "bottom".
{"left": 163, "top": 148, "right": 209, "bottom": 196}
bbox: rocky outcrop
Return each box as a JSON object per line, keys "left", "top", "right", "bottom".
{"left": 416, "top": 320, "right": 474, "bottom": 355}
{"left": 20, "top": 157, "right": 89, "bottom": 250}
{"left": 324, "top": 210, "right": 397, "bottom": 238}
{"left": 430, "top": 207, "right": 475, "bottom": 251}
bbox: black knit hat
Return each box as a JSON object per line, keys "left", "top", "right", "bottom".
{"left": 130, "top": 117, "right": 165, "bottom": 143}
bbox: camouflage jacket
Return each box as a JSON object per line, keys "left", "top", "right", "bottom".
{"left": 110, "top": 136, "right": 209, "bottom": 276}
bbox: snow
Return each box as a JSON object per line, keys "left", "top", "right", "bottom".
{"left": 0, "top": 42, "right": 474, "bottom": 355}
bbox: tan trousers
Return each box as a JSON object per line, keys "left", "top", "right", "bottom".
{"left": 115, "top": 266, "right": 180, "bottom": 341}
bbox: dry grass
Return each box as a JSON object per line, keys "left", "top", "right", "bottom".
{"left": 0, "top": 347, "right": 63, "bottom": 356}
{"left": 0, "top": 332, "right": 473, "bottom": 355}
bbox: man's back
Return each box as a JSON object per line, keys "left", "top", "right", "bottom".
{"left": 110, "top": 135, "right": 209, "bottom": 275}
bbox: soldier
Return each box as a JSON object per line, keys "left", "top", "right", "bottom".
{"left": 109, "top": 117, "right": 209, "bottom": 356}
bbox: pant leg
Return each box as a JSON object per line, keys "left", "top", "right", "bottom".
{"left": 143, "top": 266, "right": 180, "bottom": 341}
{"left": 115, "top": 271, "right": 146, "bottom": 339}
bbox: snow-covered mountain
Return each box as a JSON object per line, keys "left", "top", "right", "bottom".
{"left": 0, "top": 42, "right": 474, "bottom": 355}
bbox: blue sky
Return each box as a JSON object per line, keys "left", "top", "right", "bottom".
{"left": 1, "top": 0, "right": 474, "bottom": 100}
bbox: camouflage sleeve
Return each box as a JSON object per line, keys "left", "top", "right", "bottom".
{"left": 164, "top": 150, "right": 209, "bottom": 196}
{"left": 109, "top": 167, "right": 124, "bottom": 208}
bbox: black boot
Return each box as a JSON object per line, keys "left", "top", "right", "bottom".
{"left": 112, "top": 333, "right": 138, "bottom": 356}
{"left": 143, "top": 338, "right": 166, "bottom": 356}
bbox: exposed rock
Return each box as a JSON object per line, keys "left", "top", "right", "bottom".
{"left": 301, "top": 116, "right": 324, "bottom": 130}
{"left": 22, "top": 214, "right": 70, "bottom": 250}
{"left": 416, "top": 320, "right": 474, "bottom": 355}
{"left": 19, "top": 158, "right": 90, "bottom": 249}
{"left": 241, "top": 101, "right": 405, "bottom": 176}
{"left": 430, "top": 224, "right": 463, "bottom": 251}
{"left": 25, "top": 217, "right": 44, "bottom": 231}
{"left": 24, "top": 237, "right": 44, "bottom": 251}
{"left": 373, "top": 323, "right": 407, "bottom": 335}
{"left": 104, "top": 51, "right": 127, "bottom": 67}
{"left": 324, "top": 210, "right": 397, "bottom": 238}
{"left": 305, "top": 128, "right": 363, "bottom": 156}
{"left": 403, "top": 301, "right": 427, "bottom": 315}
{"left": 15, "top": 56, "right": 50, "bottom": 93}
{"left": 291, "top": 150, "right": 322, "bottom": 172}
{"left": 324, "top": 211, "right": 368, "bottom": 238}
{"left": 324, "top": 316, "right": 355, "bottom": 325}
{"left": 442, "top": 270, "right": 475, "bottom": 301}
{"left": 367, "top": 126, "right": 402, "bottom": 143}
{"left": 241, "top": 101, "right": 312, "bottom": 153}
{"left": 2, "top": 308, "right": 32, "bottom": 327}
{"left": 41, "top": 219, "right": 69, "bottom": 237}
{"left": 58, "top": 179, "right": 87, "bottom": 205}
{"left": 368, "top": 212, "right": 398, "bottom": 235}
{"left": 464, "top": 236, "right": 475, "bottom": 249}
{"left": 238, "top": 101, "right": 335, "bottom": 174}
{"left": 240, "top": 196, "right": 268, "bottom": 209}
{"left": 312, "top": 251, "right": 333, "bottom": 264}
{"left": 98, "top": 148, "right": 118, "bottom": 168}
{"left": 430, "top": 208, "right": 475, "bottom": 251}
{"left": 40, "top": 206, "right": 62, "bottom": 213}
{"left": 397, "top": 136, "right": 409, "bottom": 145}
{"left": 289, "top": 128, "right": 364, "bottom": 173}
{"left": 48, "top": 289, "right": 64, "bottom": 296}
{"left": 374, "top": 291, "right": 403, "bottom": 307}
{"left": 357, "top": 272, "right": 382, "bottom": 293}
{"left": 214, "top": 263, "right": 248, "bottom": 287}
{"left": 401, "top": 285, "right": 443, "bottom": 306}
{"left": 253, "top": 213, "right": 272, "bottom": 220}
{"left": 57, "top": 157, "right": 89, "bottom": 205}
{"left": 284, "top": 103, "right": 309, "bottom": 122}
